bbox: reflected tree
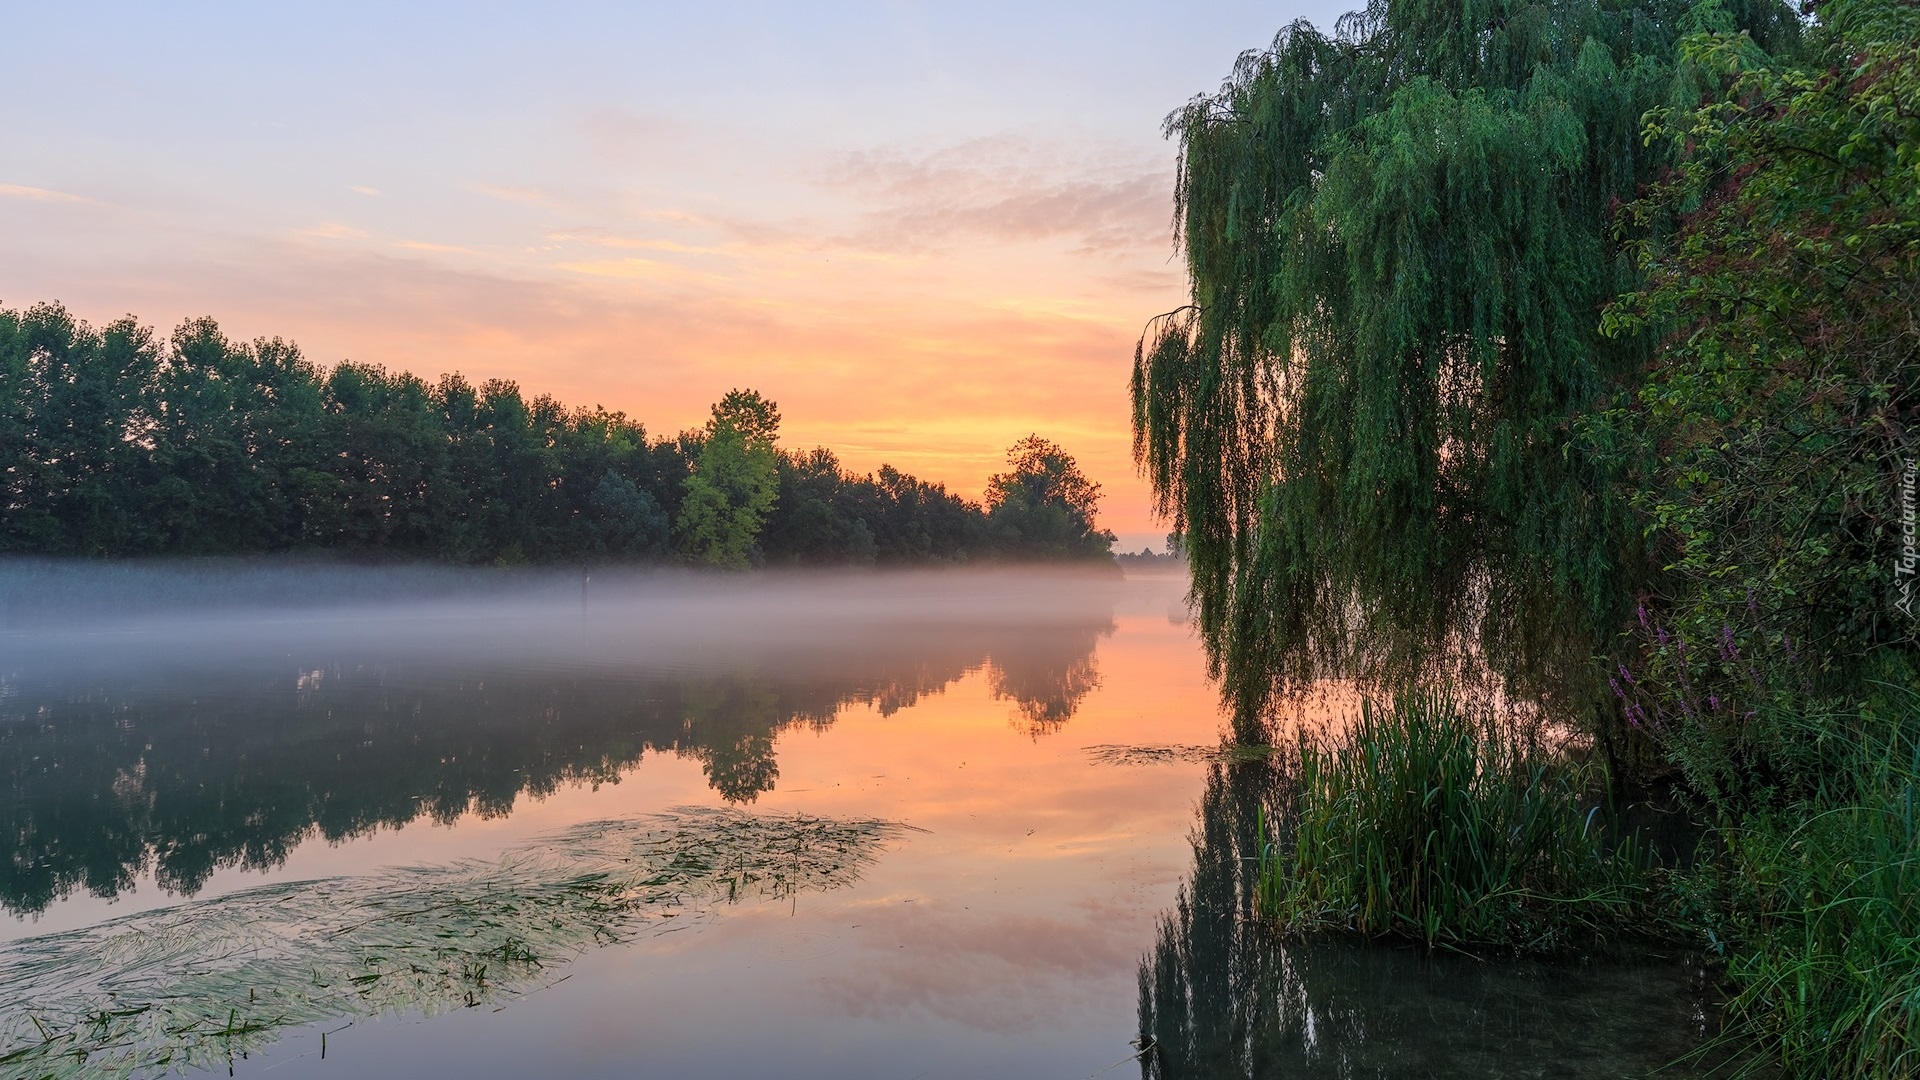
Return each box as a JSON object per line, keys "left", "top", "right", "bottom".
{"left": 985, "top": 620, "right": 1113, "bottom": 737}
{"left": 1137, "top": 760, "right": 1741, "bottom": 1079}
{"left": 0, "top": 606, "right": 1116, "bottom": 914}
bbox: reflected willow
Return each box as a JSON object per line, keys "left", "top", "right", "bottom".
{"left": 1, "top": 808, "right": 915, "bottom": 1079}
{"left": 1137, "top": 760, "right": 1744, "bottom": 1078}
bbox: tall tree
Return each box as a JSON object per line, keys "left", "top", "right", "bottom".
{"left": 0, "top": 305, "right": 159, "bottom": 554}
{"left": 985, "top": 435, "right": 1116, "bottom": 560}
{"left": 677, "top": 389, "right": 781, "bottom": 568}
{"left": 1131, "top": 0, "right": 1798, "bottom": 737}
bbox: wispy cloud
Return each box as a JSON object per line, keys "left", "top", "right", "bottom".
{"left": 545, "top": 230, "right": 736, "bottom": 258}
{"left": 298, "top": 223, "right": 368, "bottom": 240}
{"left": 822, "top": 136, "right": 1172, "bottom": 255}
{"left": 350, "top": 185, "right": 381, "bottom": 197}
{"left": 394, "top": 240, "right": 483, "bottom": 256}
{"left": 553, "top": 257, "right": 723, "bottom": 283}
{"left": 0, "top": 183, "right": 93, "bottom": 204}
{"left": 472, "top": 184, "right": 563, "bottom": 210}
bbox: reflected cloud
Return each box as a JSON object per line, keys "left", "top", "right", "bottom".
{"left": 816, "top": 900, "right": 1140, "bottom": 1030}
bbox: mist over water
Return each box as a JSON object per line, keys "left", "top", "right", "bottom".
{"left": 0, "top": 562, "right": 1127, "bottom": 920}
{"left": 0, "top": 561, "right": 1726, "bottom": 1079}
{"left": 1, "top": 560, "right": 1124, "bottom": 675}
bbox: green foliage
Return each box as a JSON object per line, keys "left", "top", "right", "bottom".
{"left": 1131, "top": 0, "right": 1795, "bottom": 737}
{"left": 676, "top": 390, "right": 782, "bottom": 568}
{"left": 1139, "top": 756, "right": 1743, "bottom": 1078}
{"left": 1588, "top": 8, "right": 1920, "bottom": 1070}
{"left": 1594, "top": 0, "right": 1920, "bottom": 800}
{"left": 0, "top": 305, "right": 1111, "bottom": 567}
{"left": 1672, "top": 707, "right": 1920, "bottom": 1078}
{"left": 588, "top": 470, "right": 670, "bottom": 558}
{"left": 0, "top": 304, "right": 161, "bottom": 555}
{"left": 1261, "top": 690, "right": 1653, "bottom": 952}
{"left": 984, "top": 434, "right": 1116, "bottom": 560}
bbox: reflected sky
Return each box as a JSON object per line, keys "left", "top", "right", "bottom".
{"left": 2, "top": 565, "right": 1743, "bottom": 1077}
{"left": 2, "top": 564, "right": 1226, "bottom": 1078}
{"left": 1, "top": 569, "right": 1121, "bottom": 916}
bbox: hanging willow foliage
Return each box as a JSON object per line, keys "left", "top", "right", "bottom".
{"left": 1133, "top": 0, "right": 1800, "bottom": 738}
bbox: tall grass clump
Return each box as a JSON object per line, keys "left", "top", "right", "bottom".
{"left": 1259, "top": 689, "right": 1652, "bottom": 953}
{"left": 1692, "top": 709, "right": 1920, "bottom": 1078}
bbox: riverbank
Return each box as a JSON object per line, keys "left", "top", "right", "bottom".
{"left": 1249, "top": 689, "right": 1918, "bottom": 1079}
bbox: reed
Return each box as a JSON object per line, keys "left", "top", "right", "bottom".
{"left": 1258, "top": 689, "right": 1651, "bottom": 953}
{"left": 1702, "top": 712, "right": 1920, "bottom": 1078}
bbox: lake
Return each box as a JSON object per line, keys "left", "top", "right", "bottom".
{"left": 0, "top": 564, "right": 1729, "bottom": 1079}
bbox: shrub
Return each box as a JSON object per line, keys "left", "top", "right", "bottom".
{"left": 1260, "top": 689, "right": 1653, "bottom": 952}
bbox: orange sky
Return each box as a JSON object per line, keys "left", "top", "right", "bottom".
{"left": 1, "top": 2, "right": 1347, "bottom": 549}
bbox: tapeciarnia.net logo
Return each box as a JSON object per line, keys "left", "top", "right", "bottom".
{"left": 1899, "top": 458, "right": 1917, "bottom": 618}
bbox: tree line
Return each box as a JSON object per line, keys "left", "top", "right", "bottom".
{"left": 0, "top": 304, "right": 1115, "bottom": 565}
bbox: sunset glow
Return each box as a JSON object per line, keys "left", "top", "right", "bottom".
{"left": 1, "top": 1, "right": 1347, "bottom": 548}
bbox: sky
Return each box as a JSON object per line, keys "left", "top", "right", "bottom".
{"left": 2, "top": 1, "right": 1348, "bottom": 552}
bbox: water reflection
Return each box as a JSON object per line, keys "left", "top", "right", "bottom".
{"left": 1137, "top": 759, "right": 1738, "bottom": 1079}
{"left": 0, "top": 568, "right": 1115, "bottom": 916}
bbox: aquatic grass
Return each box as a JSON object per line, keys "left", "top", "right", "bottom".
{"left": 0, "top": 807, "right": 916, "bottom": 1079}
{"left": 1258, "top": 689, "right": 1654, "bottom": 953}
{"left": 1081, "top": 742, "right": 1282, "bottom": 767}
{"left": 1693, "top": 709, "right": 1920, "bottom": 1079}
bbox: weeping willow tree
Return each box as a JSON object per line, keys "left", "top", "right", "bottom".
{"left": 1132, "top": 0, "right": 1799, "bottom": 746}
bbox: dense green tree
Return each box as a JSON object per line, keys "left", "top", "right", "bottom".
{"left": 1594, "top": 0, "right": 1919, "bottom": 798}
{"left": 306, "top": 361, "right": 445, "bottom": 553}
{"left": 0, "top": 305, "right": 1111, "bottom": 568}
{"left": 1130, "top": 0, "right": 1797, "bottom": 738}
{"left": 588, "top": 470, "right": 671, "bottom": 558}
{"left": 985, "top": 435, "right": 1115, "bottom": 560}
{"left": 148, "top": 319, "right": 312, "bottom": 553}
{"left": 0, "top": 304, "right": 158, "bottom": 554}
{"left": 676, "top": 389, "right": 782, "bottom": 568}
{"left": 761, "top": 448, "right": 876, "bottom": 565}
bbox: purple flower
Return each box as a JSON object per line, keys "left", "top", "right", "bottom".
{"left": 1618, "top": 662, "right": 1635, "bottom": 686}
{"left": 1709, "top": 694, "right": 1720, "bottom": 712}
{"left": 1610, "top": 676, "right": 1625, "bottom": 700}
{"left": 1719, "top": 625, "right": 1738, "bottom": 661}
{"left": 1638, "top": 605, "right": 1651, "bottom": 632}
{"left": 1658, "top": 626, "right": 1671, "bottom": 647}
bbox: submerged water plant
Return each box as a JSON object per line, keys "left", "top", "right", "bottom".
{"left": 1259, "top": 690, "right": 1652, "bottom": 953}
{"left": 1081, "top": 742, "right": 1282, "bottom": 767}
{"left": 0, "top": 807, "right": 915, "bottom": 1079}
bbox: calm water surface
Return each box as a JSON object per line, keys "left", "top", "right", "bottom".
{"left": 0, "top": 565, "right": 1729, "bottom": 1079}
